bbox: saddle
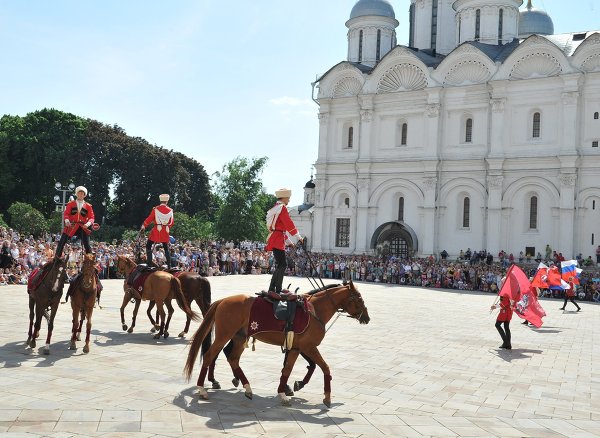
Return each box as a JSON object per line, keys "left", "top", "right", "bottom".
{"left": 27, "top": 261, "right": 54, "bottom": 293}
{"left": 65, "top": 271, "right": 103, "bottom": 304}
{"left": 126, "top": 265, "right": 158, "bottom": 298}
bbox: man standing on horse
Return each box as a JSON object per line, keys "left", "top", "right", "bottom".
{"left": 141, "top": 194, "right": 173, "bottom": 268}
{"left": 266, "top": 188, "right": 302, "bottom": 293}
{"left": 55, "top": 186, "right": 95, "bottom": 259}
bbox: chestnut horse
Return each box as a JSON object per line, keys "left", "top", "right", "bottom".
{"left": 26, "top": 256, "right": 69, "bottom": 354}
{"left": 116, "top": 255, "right": 198, "bottom": 338}
{"left": 68, "top": 253, "right": 98, "bottom": 353}
{"left": 184, "top": 281, "right": 370, "bottom": 407}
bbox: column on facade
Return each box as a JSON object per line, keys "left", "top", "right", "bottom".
{"left": 558, "top": 171, "right": 577, "bottom": 258}
{"left": 560, "top": 75, "right": 581, "bottom": 156}
{"left": 489, "top": 98, "right": 506, "bottom": 157}
{"left": 358, "top": 95, "right": 374, "bottom": 160}
{"left": 317, "top": 102, "right": 330, "bottom": 162}
{"left": 355, "top": 178, "right": 370, "bottom": 253}
{"left": 421, "top": 175, "right": 437, "bottom": 256}
{"left": 424, "top": 90, "right": 441, "bottom": 158}
{"left": 485, "top": 172, "right": 504, "bottom": 256}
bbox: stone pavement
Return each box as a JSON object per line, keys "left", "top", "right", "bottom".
{"left": 0, "top": 274, "right": 599, "bottom": 437}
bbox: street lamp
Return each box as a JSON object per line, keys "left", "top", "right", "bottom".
{"left": 54, "top": 182, "right": 75, "bottom": 212}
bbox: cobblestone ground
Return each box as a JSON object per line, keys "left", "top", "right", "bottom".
{"left": 0, "top": 274, "right": 599, "bottom": 437}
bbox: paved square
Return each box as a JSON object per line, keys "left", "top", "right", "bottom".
{"left": 0, "top": 274, "right": 598, "bottom": 437}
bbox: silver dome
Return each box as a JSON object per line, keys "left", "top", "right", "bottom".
{"left": 349, "top": 0, "right": 395, "bottom": 20}
{"left": 519, "top": 1, "right": 554, "bottom": 37}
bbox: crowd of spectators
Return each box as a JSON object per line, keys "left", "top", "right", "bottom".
{"left": 2, "top": 225, "right": 600, "bottom": 302}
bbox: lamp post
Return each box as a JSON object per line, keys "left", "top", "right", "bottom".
{"left": 53, "top": 182, "right": 75, "bottom": 212}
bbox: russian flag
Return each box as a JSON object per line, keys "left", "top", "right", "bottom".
{"left": 561, "top": 260, "right": 582, "bottom": 285}
{"left": 532, "top": 263, "right": 570, "bottom": 290}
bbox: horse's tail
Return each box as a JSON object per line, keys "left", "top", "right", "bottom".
{"left": 171, "top": 277, "right": 200, "bottom": 322}
{"left": 184, "top": 299, "right": 220, "bottom": 381}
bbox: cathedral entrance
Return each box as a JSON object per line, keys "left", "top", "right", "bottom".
{"left": 370, "top": 221, "right": 418, "bottom": 258}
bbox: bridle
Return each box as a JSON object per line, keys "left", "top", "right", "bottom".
{"left": 310, "top": 283, "right": 368, "bottom": 331}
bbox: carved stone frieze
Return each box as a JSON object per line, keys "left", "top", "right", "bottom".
{"left": 425, "top": 104, "right": 440, "bottom": 118}
{"left": 559, "top": 174, "right": 577, "bottom": 187}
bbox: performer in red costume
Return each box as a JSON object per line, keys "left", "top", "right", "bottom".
{"left": 265, "top": 188, "right": 302, "bottom": 293}
{"left": 141, "top": 194, "right": 174, "bottom": 267}
{"left": 56, "top": 186, "right": 95, "bottom": 258}
{"left": 491, "top": 290, "right": 513, "bottom": 350}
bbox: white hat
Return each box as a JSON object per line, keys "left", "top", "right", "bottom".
{"left": 275, "top": 188, "right": 292, "bottom": 198}
{"left": 75, "top": 186, "right": 88, "bottom": 196}
{"left": 159, "top": 194, "right": 170, "bottom": 202}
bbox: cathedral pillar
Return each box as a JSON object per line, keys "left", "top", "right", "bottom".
{"left": 560, "top": 90, "right": 579, "bottom": 156}
{"left": 559, "top": 172, "right": 577, "bottom": 257}
{"left": 317, "top": 104, "right": 330, "bottom": 163}
{"left": 424, "top": 103, "right": 440, "bottom": 158}
{"left": 489, "top": 97, "right": 506, "bottom": 157}
{"left": 355, "top": 178, "right": 370, "bottom": 253}
{"left": 358, "top": 96, "right": 374, "bottom": 160}
{"left": 311, "top": 181, "right": 327, "bottom": 253}
{"left": 486, "top": 175, "right": 504, "bottom": 255}
{"left": 421, "top": 175, "right": 437, "bottom": 256}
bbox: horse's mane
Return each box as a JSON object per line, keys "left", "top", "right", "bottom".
{"left": 305, "top": 283, "right": 343, "bottom": 296}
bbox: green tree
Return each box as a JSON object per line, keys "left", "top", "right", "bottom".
{"left": 7, "top": 202, "right": 48, "bottom": 236}
{"left": 213, "top": 157, "right": 271, "bottom": 241}
{"left": 0, "top": 213, "right": 8, "bottom": 228}
{"left": 47, "top": 210, "right": 64, "bottom": 234}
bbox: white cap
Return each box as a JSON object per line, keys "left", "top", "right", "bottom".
{"left": 275, "top": 188, "right": 292, "bottom": 198}
{"left": 159, "top": 194, "right": 170, "bottom": 202}
{"left": 75, "top": 186, "right": 87, "bottom": 196}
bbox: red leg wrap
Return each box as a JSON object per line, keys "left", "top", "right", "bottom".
{"left": 278, "top": 375, "right": 290, "bottom": 394}
{"left": 233, "top": 367, "right": 249, "bottom": 386}
{"left": 303, "top": 366, "right": 316, "bottom": 385}
{"left": 196, "top": 366, "right": 209, "bottom": 387}
{"left": 208, "top": 358, "right": 217, "bottom": 381}
{"left": 324, "top": 374, "right": 332, "bottom": 393}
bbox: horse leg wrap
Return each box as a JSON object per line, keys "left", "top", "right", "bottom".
{"left": 208, "top": 360, "right": 217, "bottom": 382}
{"left": 303, "top": 365, "right": 316, "bottom": 385}
{"left": 278, "top": 375, "right": 290, "bottom": 394}
{"left": 45, "top": 330, "right": 53, "bottom": 345}
{"left": 324, "top": 374, "right": 332, "bottom": 393}
{"left": 233, "top": 368, "right": 249, "bottom": 386}
{"left": 196, "top": 366, "right": 209, "bottom": 387}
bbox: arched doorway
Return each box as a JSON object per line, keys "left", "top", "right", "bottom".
{"left": 370, "top": 221, "right": 418, "bottom": 258}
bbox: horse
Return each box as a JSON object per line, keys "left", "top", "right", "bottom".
{"left": 184, "top": 281, "right": 370, "bottom": 407}
{"left": 116, "top": 255, "right": 198, "bottom": 339}
{"left": 26, "top": 256, "right": 70, "bottom": 354}
{"left": 68, "top": 253, "right": 98, "bottom": 353}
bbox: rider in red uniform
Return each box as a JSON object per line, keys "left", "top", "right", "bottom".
{"left": 141, "top": 194, "right": 174, "bottom": 267}
{"left": 56, "top": 186, "right": 95, "bottom": 258}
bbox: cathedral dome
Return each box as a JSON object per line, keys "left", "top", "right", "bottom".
{"left": 304, "top": 179, "right": 315, "bottom": 189}
{"left": 349, "top": 0, "right": 395, "bottom": 20}
{"left": 519, "top": 0, "right": 554, "bottom": 38}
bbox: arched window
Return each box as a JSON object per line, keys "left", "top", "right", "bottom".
{"left": 462, "top": 197, "right": 470, "bottom": 228}
{"left": 344, "top": 197, "right": 350, "bottom": 208}
{"left": 401, "top": 123, "right": 408, "bottom": 146}
{"left": 595, "top": 112, "right": 599, "bottom": 120}
{"left": 529, "top": 196, "right": 538, "bottom": 229}
{"left": 532, "top": 112, "right": 541, "bottom": 138}
{"left": 498, "top": 9, "right": 504, "bottom": 44}
{"left": 398, "top": 197, "right": 404, "bottom": 221}
{"left": 475, "top": 9, "right": 481, "bottom": 40}
{"left": 348, "top": 126, "right": 354, "bottom": 149}
{"left": 376, "top": 29, "right": 381, "bottom": 62}
{"left": 465, "top": 118, "right": 473, "bottom": 143}
{"left": 358, "top": 30, "right": 363, "bottom": 62}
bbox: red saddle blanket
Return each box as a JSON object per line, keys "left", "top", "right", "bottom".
{"left": 27, "top": 267, "right": 46, "bottom": 291}
{"left": 126, "top": 270, "right": 154, "bottom": 292}
{"left": 247, "top": 297, "right": 310, "bottom": 337}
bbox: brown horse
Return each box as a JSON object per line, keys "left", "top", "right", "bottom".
{"left": 116, "top": 255, "right": 198, "bottom": 338}
{"left": 26, "top": 256, "right": 69, "bottom": 354}
{"left": 68, "top": 253, "right": 98, "bottom": 353}
{"left": 184, "top": 281, "right": 370, "bottom": 407}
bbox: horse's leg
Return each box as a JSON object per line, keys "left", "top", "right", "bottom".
{"left": 31, "top": 302, "right": 44, "bottom": 349}
{"left": 302, "top": 346, "right": 333, "bottom": 407}
{"left": 44, "top": 302, "right": 60, "bottom": 355}
{"left": 293, "top": 352, "right": 317, "bottom": 392}
{"left": 277, "top": 349, "right": 300, "bottom": 406}
{"left": 83, "top": 306, "right": 93, "bottom": 353}
{"left": 224, "top": 337, "right": 253, "bottom": 399}
{"left": 69, "top": 305, "right": 79, "bottom": 350}
{"left": 26, "top": 297, "right": 35, "bottom": 347}
{"left": 163, "top": 299, "right": 174, "bottom": 339}
{"left": 147, "top": 301, "right": 158, "bottom": 332}
{"left": 153, "top": 301, "right": 166, "bottom": 339}
{"left": 179, "top": 297, "right": 199, "bottom": 338}
{"left": 196, "top": 332, "right": 241, "bottom": 400}
{"left": 120, "top": 293, "right": 130, "bottom": 331}
{"left": 128, "top": 298, "right": 142, "bottom": 333}
{"left": 76, "top": 308, "right": 85, "bottom": 341}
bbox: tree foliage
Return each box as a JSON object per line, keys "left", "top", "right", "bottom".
{"left": 0, "top": 109, "right": 212, "bottom": 229}
{"left": 7, "top": 202, "right": 48, "bottom": 236}
{"left": 213, "top": 157, "right": 272, "bottom": 242}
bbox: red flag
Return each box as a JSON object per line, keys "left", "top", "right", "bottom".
{"left": 531, "top": 263, "right": 549, "bottom": 288}
{"left": 515, "top": 287, "right": 546, "bottom": 328}
{"left": 546, "top": 267, "right": 563, "bottom": 287}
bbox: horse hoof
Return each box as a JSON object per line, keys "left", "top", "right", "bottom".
{"left": 76, "top": 335, "right": 81, "bottom": 341}
{"left": 43, "top": 347, "right": 50, "bottom": 355}
{"left": 243, "top": 384, "right": 253, "bottom": 400}
{"left": 232, "top": 378, "right": 240, "bottom": 388}
{"left": 197, "top": 387, "right": 209, "bottom": 400}
{"left": 30, "top": 339, "right": 36, "bottom": 348}
{"left": 127, "top": 328, "right": 134, "bottom": 334}
{"left": 285, "top": 385, "right": 294, "bottom": 397}
{"left": 150, "top": 327, "right": 157, "bottom": 333}
{"left": 164, "top": 332, "right": 169, "bottom": 339}
{"left": 178, "top": 331, "right": 185, "bottom": 338}
{"left": 245, "top": 392, "right": 253, "bottom": 400}
{"left": 211, "top": 380, "right": 221, "bottom": 390}
{"left": 323, "top": 397, "right": 331, "bottom": 408}
{"left": 153, "top": 333, "right": 160, "bottom": 340}
{"left": 278, "top": 393, "right": 290, "bottom": 406}
{"left": 294, "top": 381, "right": 304, "bottom": 392}
{"left": 83, "top": 345, "right": 89, "bottom": 354}
{"left": 69, "top": 342, "right": 76, "bottom": 350}
{"left": 122, "top": 324, "right": 128, "bottom": 331}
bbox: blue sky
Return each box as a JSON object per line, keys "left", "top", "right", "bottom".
{"left": 1, "top": 0, "right": 598, "bottom": 206}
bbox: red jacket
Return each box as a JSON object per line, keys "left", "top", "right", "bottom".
{"left": 143, "top": 204, "right": 174, "bottom": 243}
{"left": 496, "top": 295, "right": 513, "bottom": 322}
{"left": 63, "top": 200, "right": 95, "bottom": 237}
{"left": 265, "top": 202, "right": 301, "bottom": 251}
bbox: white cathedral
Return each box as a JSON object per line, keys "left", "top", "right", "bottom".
{"left": 290, "top": 0, "right": 600, "bottom": 260}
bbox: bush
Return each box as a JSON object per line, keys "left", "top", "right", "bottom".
{"left": 7, "top": 202, "right": 48, "bottom": 237}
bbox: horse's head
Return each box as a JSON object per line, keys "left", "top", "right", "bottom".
{"left": 47, "top": 256, "right": 69, "bottom": 293}
{"left": 81, "top": 253, "right": 97, "bottom": 277}
{"left": 116, "top": 255, "right": 134, "bottom": 275}
{"left": 341, "top": 280, "right": 370, "bottom": 324}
